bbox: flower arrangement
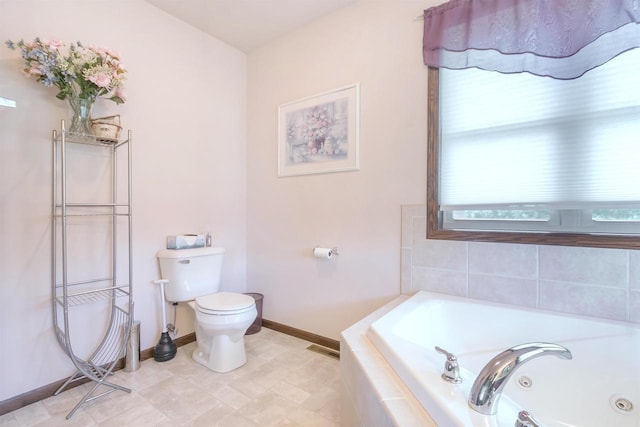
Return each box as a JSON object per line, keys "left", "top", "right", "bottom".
{"left": 5, "top": 37, "right": 126, "bottom": 104}
{"left": 303, "top": 106, "right": 330, "bottom": 143}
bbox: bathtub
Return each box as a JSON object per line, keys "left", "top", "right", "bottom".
{"left": 364, "top": 291, "right": 640, "bottom": 427}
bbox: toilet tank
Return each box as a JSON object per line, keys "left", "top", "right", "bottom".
{"left": 156, "top": 247, "right": 225, "bottom": 302}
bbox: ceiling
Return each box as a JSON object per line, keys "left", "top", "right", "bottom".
{"left": 146, "top": 0, "right": 359, "bottom": 53}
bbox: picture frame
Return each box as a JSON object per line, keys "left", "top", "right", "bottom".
{"left": 278, "top": 83, "right": 360, "bottom": 177}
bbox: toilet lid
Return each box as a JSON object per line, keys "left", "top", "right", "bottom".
{"left": 196, "top": 292, "right": 255, "bottom": 313}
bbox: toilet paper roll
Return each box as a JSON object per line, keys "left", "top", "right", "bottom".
{"left": 313, "top": 247, "right": 333, "bottom": 259}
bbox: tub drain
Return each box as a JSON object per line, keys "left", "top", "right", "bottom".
{"left": 517, "top": 375, "right": 533, "bottom": 389}
{"left": 614, "top": 398, "right": 633, "bottom": 412}
{"left": 610, "top": 395, "right": 634, "bottom": 415}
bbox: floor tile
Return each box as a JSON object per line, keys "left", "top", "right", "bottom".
{"left": 3, "top": 328, "right": 340, "bottom": 427}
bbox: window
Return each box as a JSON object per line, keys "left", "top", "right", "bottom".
{"left": 427, "top": 50, "right": 640, "bottom": 249}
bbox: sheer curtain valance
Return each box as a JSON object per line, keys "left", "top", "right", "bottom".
{"left": 423, "top": 0, "right": 640, "bottom": 79}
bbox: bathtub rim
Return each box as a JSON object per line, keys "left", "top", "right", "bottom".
{"left": 340, "top": 294, "right": 438, "bottom": 426}
{"left": 363, "top": 290, "right": 640, "bottom": 427}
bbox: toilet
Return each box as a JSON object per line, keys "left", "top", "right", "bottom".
{"left": 156, "top": 247, "right": 257, "bottom": 373}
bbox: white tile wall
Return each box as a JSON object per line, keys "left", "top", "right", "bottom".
{"left": 402, "top": 205, "right": 640, "bottom": 323}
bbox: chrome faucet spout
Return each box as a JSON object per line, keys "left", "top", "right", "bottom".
{"left": 468, "top": 342, "right": 572, "bottom": 415}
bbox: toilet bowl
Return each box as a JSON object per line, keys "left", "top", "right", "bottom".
{"left": 188, "top": 292, "right": 257, "bottom": 372}
{"left": 156, "top": 247, "right": 257, "bottom": 373}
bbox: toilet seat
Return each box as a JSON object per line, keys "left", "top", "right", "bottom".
{"left": 196, "top": 292, "right": 255, "bottom": 315}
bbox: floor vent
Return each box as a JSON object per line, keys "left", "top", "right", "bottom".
{"left": 306, "top": 344, "right": 340, "bottom": 360}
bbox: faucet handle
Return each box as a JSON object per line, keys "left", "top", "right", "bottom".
{"left": 435, "top": 346, "right": 462, "bottom": 384}
{"left": 515, "top": 410, "right": 541, "bottom": 427}
{"left": 435, "top": 346, "right": 457, "bottom": 361}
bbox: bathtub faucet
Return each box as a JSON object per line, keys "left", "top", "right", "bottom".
{"left": 468, "top": 342, "right": 572, "bottom": 415}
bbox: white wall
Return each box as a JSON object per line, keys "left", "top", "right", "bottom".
{"left": 0, "top": 0, "right": 247, "bottom": 401}
{"left": 246, "top": 1, "right": 432, "bottom": 340}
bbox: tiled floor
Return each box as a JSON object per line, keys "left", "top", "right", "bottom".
{"left": 0, "top": 328, "right": 341, "bottom": 426}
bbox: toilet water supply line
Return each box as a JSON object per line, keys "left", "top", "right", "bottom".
{"left": 171, "top": 301, "right": 178, "bottom": 337}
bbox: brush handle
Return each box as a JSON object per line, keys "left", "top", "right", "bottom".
{"left": 153, "top": 279, "right": 170, "bottom": 332}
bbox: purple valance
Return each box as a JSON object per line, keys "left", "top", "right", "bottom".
{"left": 423, "top": 0, "right": 640, "bottom": 79}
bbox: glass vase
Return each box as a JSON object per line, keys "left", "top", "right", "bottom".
{"left": 68, "top": 96, "right": 95, "bottom": 136}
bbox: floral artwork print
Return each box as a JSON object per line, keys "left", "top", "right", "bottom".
{"left": 285, "top": 97, "right": 349, "bottom": 165}
{"left": 278, "top": 83, "right": 359, "bottom": 177}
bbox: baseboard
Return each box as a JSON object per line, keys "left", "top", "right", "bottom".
{"left": 0, "top": 321, "right": 338, "bottom": 416}
{"left": 262, "top": 319, "right": 340, "bottom": 351}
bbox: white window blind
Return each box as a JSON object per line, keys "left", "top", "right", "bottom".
{"left": 439, "top": 48, "right": 640, "bottom": 211}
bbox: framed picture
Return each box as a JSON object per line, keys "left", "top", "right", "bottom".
{"left": 278, "top": 83, "right": 360, "bottom": 177}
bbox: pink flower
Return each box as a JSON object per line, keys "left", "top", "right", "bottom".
{"left": 26, "top": 65, "right": 42, "bottom": 76}
{"left": 105, "top": 48, "right": 120, "bottom": 59}
{"left": 88, "top": 72, "right": 112, "bottom": 88}
{"left": 114, "top": 87, "right": 127, "bottom": 102}
{"left": 41, "top": 38, "right": 64, "bottom": 49}
{"left": 89, "top": 45, "right": 106, "bottom": 55}
{"left": 89, "top": 45, "right": 120, "bottom": 60}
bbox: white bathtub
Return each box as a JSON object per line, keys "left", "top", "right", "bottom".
{"left": 366, "top": 291, "right": 640, "bottom": 427}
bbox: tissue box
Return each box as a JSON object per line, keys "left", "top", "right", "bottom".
{"left": 167, "top": 234, "right": 206, "bottom": 250}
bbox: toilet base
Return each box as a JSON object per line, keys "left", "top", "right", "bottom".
{"left": 186, "top": 301, "right": 257, "bottom": 373}
{"left": 192, "top": 333, "right": 248, "bottom": 373}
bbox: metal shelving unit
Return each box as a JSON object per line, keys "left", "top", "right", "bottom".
{"left": 51, "top": 120, "right": 133, "bottom": 419}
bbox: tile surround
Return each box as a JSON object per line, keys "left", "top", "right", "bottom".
{"left": 539, "top": 245, "right": 628, "bottom": 287}
{"left": 340, "top": 296, "right": 436, "bottom": 427}
{"left": 630, "top": 250, "right": 640, "bottom": 289}
{"left": 401, "top": 204, "right": 640, "bottom": 324}
{"left": 631, "top": 291, "right": 640, "bottom": 322}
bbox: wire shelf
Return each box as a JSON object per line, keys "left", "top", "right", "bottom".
{"left": 58, "top": 132, "right": 129, "bottom": 147}
{"left": 55, "top": 286, "right": 130, "bottom": 307}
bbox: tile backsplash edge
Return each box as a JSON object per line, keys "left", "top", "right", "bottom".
{"left": 401, "top": 205, "right": 640, "bottom": 324}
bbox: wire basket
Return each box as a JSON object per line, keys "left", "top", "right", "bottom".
{"left": 90, "top": 115, "right": 122, "bottom": 143}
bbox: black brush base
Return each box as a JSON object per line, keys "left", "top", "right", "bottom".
{"left": 153, "top": 332, "right": 177, "bottom": 362}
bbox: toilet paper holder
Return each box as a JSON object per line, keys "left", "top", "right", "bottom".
{"left": 313, "top": 246, "right": 340, "bottom": 259}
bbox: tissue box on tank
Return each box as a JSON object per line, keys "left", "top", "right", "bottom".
{"left": 167, "top": 234, "right": 206, "bottom": 249}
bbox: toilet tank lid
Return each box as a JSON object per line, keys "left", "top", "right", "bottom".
{"left": 157, "top": 247, "right": 225, "bottom": 259}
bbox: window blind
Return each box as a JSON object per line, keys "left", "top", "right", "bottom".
{"left": 439, "top": 48, "right": 640, "bottom": 211}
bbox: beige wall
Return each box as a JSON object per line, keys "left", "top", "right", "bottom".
{"left": 1, "top": 0, "right": 436, "bottom": 403}
{"left": 0, "top": 0, "right": 247, "bottom": 400}
{"left": 246, "top": 1, "right": 432, "bottom": 340}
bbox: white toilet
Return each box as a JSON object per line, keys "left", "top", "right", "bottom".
{"left": 156, "top": 247, "right": 257, "bottom": 373}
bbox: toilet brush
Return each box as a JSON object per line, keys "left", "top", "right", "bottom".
{"left": 153, "top": 279, "right": 177, "bottom": 362}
